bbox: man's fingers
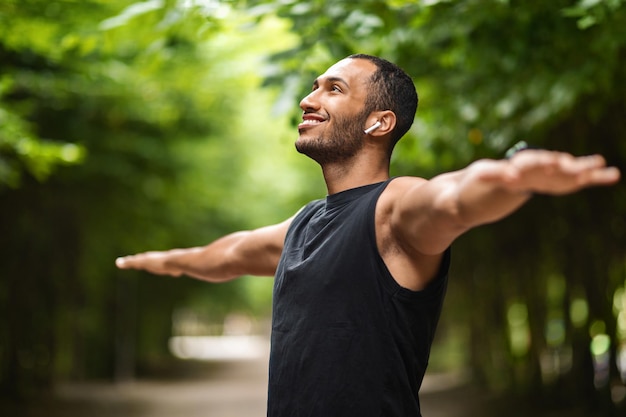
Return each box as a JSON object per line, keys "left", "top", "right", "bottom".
{"left": 116, "top": 254, "right": 145, "bottom": 269}
{"left": 585, "top": 166, "right": 621, "bottom": 185}
{"left": 477, "top": 151, "right": 620, "bottom": 195}
{"left": 115, "top": 256, "right": 132, "bottom": 269}
{"left": 566, "top": 154, "right": 620, "bottom": 186}
{"left": 115, "top": 253, "right": 181, "bottom": 277}
{"left": 567, "top": 154, "right": 605, "bottom": 172}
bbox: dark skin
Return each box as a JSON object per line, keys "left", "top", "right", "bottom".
{"left": 116, "top": 57, "right": 620, "bottom": 291}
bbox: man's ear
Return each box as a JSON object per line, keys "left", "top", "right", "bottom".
{"left": 364, "top": 110, "right": 396, "bottom": 137}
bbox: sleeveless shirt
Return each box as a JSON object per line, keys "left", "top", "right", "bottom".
{"left": 268, "top": 179, "right": 450, "bottom": 417}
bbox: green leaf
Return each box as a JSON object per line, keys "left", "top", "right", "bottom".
{"left": 99, "top": 0, "right": 165, "bottom": 30}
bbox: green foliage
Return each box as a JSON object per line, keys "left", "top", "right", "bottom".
{"left": 0, "top": 100, "right": 85, "bottom": 187}
{"left": 0, "top": 1, "right": 88, "bottom": 187}
{"left": 0, "top": 0, "right": 316, "bottom": 399}
{"left": 248, "top": 0, "right": 626, "bottom": 171}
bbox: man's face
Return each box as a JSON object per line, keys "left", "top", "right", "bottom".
{"left": 295, "top": 58, "right": 376, "bottom": 164}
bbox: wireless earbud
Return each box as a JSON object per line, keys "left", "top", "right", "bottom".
{"left": 363, "top": 121, "right": 382, "bottom": 135}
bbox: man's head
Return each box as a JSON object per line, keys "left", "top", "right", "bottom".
{"left": 349, "top": 54, "right": 418, "bottom": 148}
{"left": 296, "top": 55, "right": 417, "bottom": 164}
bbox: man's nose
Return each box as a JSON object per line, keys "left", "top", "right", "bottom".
{"left": 299, "top": 89, "right": 320, "bottom": 112}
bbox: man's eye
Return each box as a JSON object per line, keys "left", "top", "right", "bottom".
{"left": 332, "top": 85, "right": 342, "bottom": 92}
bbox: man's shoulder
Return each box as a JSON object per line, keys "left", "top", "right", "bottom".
{"left": 375, "top": 176, "right": 429, "bottom": 224}
{"left": 376, "top": 175, "right": 429, "bottom": 233}
{"left": 382, "top": 176, "right": 428, "bottom": 200}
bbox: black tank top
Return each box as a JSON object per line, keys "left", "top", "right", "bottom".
{"left": 268, "top": 179, "right": 450, "bottom": 417}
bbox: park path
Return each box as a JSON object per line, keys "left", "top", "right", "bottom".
{"left": 12, "top": 343, "right": 504, "bottom": 417}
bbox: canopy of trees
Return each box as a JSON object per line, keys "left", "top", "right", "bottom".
{"left": 1, "top": 0, "right": 625, "bottom": 414}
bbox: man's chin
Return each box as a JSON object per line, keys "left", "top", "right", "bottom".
{"left": 295, "top": 141, "right": 324, "bottom": 163}
{"left": 294, "top": 136, "right": 316, "bottom": 154}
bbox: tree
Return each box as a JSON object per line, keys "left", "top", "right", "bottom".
{"left": 0, "top": 0, "right": 316, "bottom": 399}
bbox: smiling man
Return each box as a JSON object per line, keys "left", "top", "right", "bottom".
{"left": 116, "top": 54, "right": 620, "bottom": 416}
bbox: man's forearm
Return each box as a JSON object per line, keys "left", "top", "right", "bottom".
{"left": 454, "top": 159, "right": 533, "bottom": 228}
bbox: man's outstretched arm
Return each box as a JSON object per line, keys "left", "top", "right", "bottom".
{"left": 394, "top": 150, "right": 621, "bottom": 257}
{"left": 115, "top": 217, "right": 294, "bottom": 282}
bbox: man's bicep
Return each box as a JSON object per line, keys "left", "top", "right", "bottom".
{"left": 231, "top": 215, "right": 295, "bottom": 277}
{"left": 391, "top": 173, "right": 468, "bottom": 256}
{"left": 250, "top": 216, "right": 293, "bottom": 255}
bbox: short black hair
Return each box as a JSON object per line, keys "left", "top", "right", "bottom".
{"left": 348, "top": 54, "right": 418, "bottom": 150}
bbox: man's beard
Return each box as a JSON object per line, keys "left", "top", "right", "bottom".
{"left": 295, "top": 111, "right": 368, "bottom": 165}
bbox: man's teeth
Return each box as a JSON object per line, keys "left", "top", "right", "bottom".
{"left": 302, "top": 119, "right": 323, "bottom": 125}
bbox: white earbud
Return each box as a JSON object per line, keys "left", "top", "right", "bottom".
{"left": 363, "top": 121, "right": 382, "bottom": 135}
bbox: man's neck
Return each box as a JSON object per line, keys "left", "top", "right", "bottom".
{"left": 321, "top": 156, "right": 390, "bottom": 195}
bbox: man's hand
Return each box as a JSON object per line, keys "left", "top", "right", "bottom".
{"left": 479, "top": 150, "right": 620, "bottom": 195}
{"left": 115, "top": 219, "right": 292, "bottom": 282}
{"left": 116, "top": 250, "right": 187, "bottom": 277}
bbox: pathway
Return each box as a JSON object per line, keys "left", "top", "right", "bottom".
{"left": 9, "top": 348, "right": 507, "bottom": 417}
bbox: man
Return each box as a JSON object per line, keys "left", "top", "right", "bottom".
{"left": 116, "top": 54, "right": 620, "bottom": 416}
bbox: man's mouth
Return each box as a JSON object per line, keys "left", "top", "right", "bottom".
{"left": 299, "top": 113, "right": 327, "bottom": 131}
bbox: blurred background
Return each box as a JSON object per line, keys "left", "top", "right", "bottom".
{"left": 1, "top": 0, "right": 625, "bottom": 416}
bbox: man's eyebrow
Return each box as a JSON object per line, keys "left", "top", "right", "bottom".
{"left": 313, "top": 76, "right": 349, "bottom": 88}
